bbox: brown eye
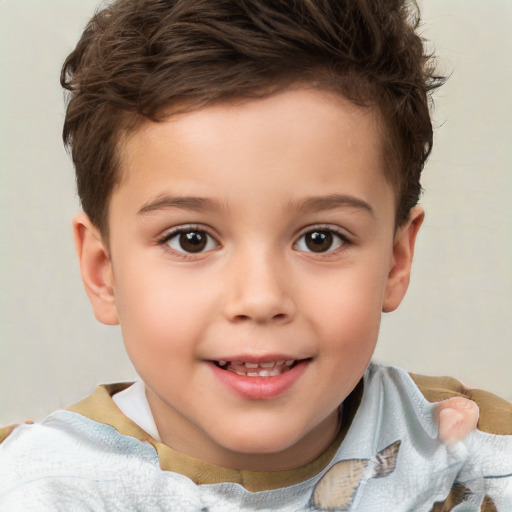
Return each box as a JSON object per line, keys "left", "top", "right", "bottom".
{"left": 305, "top": 231, "right": 333, "bottom": 252}
{"left": 166, "top": 228, "right": 218, "bottom": 254}
{"left": 295, "top": 228, "right": 346, "bottom": 253}
{"left": 179, "top": 231, "right": 207, "bottom": 252}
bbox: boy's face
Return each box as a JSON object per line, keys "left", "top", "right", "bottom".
{"left": 75, "top": 88, "right": 422, "bottom": 470}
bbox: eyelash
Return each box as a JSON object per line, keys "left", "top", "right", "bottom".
{"left": 157, "top": 225, "right": 219, "bottom": 259}
{"left": 157, "top": 224, "right": 351, "bottom": 258}
{"left": 293, "top": 226, "right": 351, "bottom": 255}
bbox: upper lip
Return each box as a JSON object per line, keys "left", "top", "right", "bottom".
{"left": 208, "top": 354, "right": 309, "bottom": 364}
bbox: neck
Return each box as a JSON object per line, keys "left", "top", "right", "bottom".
{"left": 146, "top": 387, "right": 342, "bottom": 472}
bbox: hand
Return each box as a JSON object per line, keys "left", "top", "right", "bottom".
{"left": 436, "top": 396, "right": 479, "bottom": 445}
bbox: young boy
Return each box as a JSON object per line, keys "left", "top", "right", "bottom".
{"left": 1, "top": 0, "right": 511, "bottom": 510}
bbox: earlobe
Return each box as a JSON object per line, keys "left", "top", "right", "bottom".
{"left": 72, "top": 212, "right": 119, "bottom": 325}
{"left": 382, "top": 206, "right": 424, "bottom": 313}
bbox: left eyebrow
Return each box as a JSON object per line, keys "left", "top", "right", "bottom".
{"left": 290, "top": 194, "right": 375, "bottom": 217}
{"left": 137, "top": 194, "right": 221, "bottom": 215}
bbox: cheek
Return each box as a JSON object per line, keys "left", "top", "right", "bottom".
{"left": 113, "top": 261, "right": 221, "bottom": 365}
{"left": 115, "top": 257, "right": 199, "bottom": 321}
{"left": 304, "top": 265, "right": 388, "bottom": 349}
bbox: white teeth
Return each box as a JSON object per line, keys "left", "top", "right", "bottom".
{"left": 228, "top": 365, "right": 293, "bottom": 377}
{"left": 220, "top": 359, "right": 299, "bottom": 376}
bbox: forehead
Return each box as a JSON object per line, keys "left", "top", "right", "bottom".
{"left": 113, "top": 88, "right": 393, "bottom": 222}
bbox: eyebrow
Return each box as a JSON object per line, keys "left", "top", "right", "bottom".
{"left": 138, "top": 195, "right": 221, "bottom": 215}
{"left": 291, "top": 194, "right": 375, "bottom": 217}
{"left": 137, "top": 193, "right": 374, "bottom": 217}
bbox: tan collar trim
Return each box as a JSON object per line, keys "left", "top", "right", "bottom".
{"left": 67, "top": 380, "right": 363, "bottom": 492}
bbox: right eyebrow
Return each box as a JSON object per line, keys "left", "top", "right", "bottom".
{"left": 137, "top": 195, "right": 221, "bottom": 215}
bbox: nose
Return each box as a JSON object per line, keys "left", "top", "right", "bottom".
{"left": 223, "top": 251, "right": 296, "bottom": 324}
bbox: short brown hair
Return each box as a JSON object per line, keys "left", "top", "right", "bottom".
{"left": 61, "top": 0, "right": 443, "bottom": 235}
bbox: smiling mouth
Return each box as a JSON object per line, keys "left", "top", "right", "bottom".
{"left": 213, "top": 360, "right": 300, "bottom": 377}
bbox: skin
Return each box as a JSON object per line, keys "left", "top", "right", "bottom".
{"left": 437, "top": 396, "right": 479, "bottom": 445}
{"left": 73, "top": 87, "right": 428, "bottom": 471}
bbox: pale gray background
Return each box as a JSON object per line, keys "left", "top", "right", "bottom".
{"left": 1, "top": 0, "right": 511, "bottom": 425}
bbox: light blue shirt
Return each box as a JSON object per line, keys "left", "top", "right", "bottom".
{"left": 1, "top": 364, "right": 511, "bottom": 511}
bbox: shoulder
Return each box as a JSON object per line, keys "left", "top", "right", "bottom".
{"left": 0, "top": 424, "right": 20, "bottom": 445}
{"left": 0, "top": 409, "right": 163, "bottom": 508}
{"left": 360, "top": 365, "right": 512, "bottom": 509}
{"left": 0, "top": 413, "right": 80, "bottom": 501}
{"left": 0, "top": 412, "right": 94, "bottom": 469}
{"left": 408, "top": 372, "right": 512, "bottom": 435}
{"left": 365, "top": 363, "right": 512, "bottom": 435}
{"left": 0, "top": 408, "right": 157, "bottom": 470}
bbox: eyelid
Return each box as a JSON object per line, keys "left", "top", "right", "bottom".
{"left": 158, "top": 223, "right": 203, "bottom": 240}
{"left": 157, "top": 224, "right": 220, "bottom": 254}
{"left": 293, "top": 224, "right": 351, "bottom": 253}
{"left": 295, "top": 224, "right": 351, "bottom": 240}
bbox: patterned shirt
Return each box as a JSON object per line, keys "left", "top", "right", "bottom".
{"left": 1, "top": 364, "right": 511, "bottom": 511}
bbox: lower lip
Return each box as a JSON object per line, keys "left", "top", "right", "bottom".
{"left": 210, "top": 361, "right": 309, "bottom": 400}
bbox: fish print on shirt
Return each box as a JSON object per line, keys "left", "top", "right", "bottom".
{"left": 310, "top": 443, "right": 510, "bottom": 512}
{"left": 310, "top": 440, "right": 401, "bottom": 511}
{"left": 429, "top": 482, "right": 498, "bottom": 512}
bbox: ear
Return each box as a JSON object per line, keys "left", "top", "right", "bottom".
{"left": 382, "top": 206, "right": 424, "bottom": 313}
{"left": 72, "top": 212, "right": 119, "bottom": 325}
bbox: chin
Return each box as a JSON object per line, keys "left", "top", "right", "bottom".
{"left": 215, "top": 424, "right": 302, "bottom": 456}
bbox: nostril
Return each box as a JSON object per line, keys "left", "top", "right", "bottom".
{"left": 232, "top": 312, "right": 287, "bottom": 323}
{"left": 233, "top": 314, "right": 251, "bottom": 322}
